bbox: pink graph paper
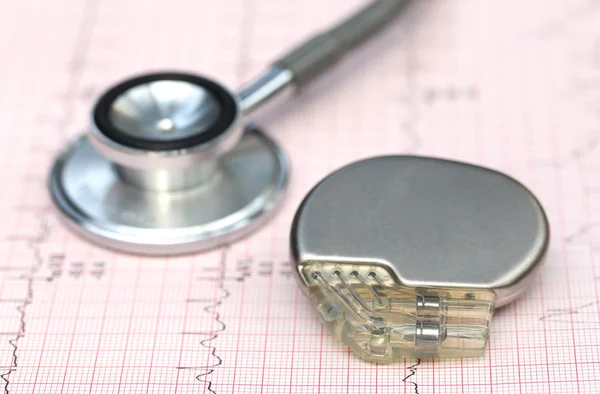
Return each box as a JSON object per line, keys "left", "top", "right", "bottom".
{"left": 0, "top": 0, "right": 599, "bottom": 393}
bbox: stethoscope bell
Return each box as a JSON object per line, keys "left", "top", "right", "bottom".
{"left": 49, "top": 72, "right": 289, "bottom": 255}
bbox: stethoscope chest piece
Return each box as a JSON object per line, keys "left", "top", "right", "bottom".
{"left": 291, "top": 155, "right": 549, "bottom": 362}
{"left": 49, "top": 72, "right": 289, "bottom": 255}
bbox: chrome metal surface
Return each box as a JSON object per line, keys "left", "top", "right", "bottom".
{"left": 291, "top": 156, "right": 549, "bottom": 308}
{"left": 416, "top": 322, "right": 441, "bottom": 349}
{"left": 238, "top": 66, "right": 294, "bottom": 114}
{"left": 89, "top": 118, "right": 243, "bottom": 171}
{"left": 417, "top": 296, "right": 441, "bottom": 313}
{"left": 109, "top": 80, "right": 222, "bottom": 141}
{"left": 89, "top": 80, "right": 242, "bottom": 172}
{"left": 49, "top": 127, "right": 289, "bottom": 255}
{"left": 114, "top": 160, "right": 218, "bottom": 192}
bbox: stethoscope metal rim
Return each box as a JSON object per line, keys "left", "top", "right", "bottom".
{"left": 88, "top": 72, "right": 245, "bottom": 171}
{"left": 92, "top": 72, "right": 239, "bottom": 151}
{"left": 49, "top": 126, "right": 289, "bottom": 256}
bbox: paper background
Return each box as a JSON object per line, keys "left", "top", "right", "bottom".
{"left": 0, "top": 0, "right": 599, "bottom": 392}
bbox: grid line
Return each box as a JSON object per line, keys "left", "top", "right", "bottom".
{"left": 0, "top": 0, "right": 599, "bottom": 393}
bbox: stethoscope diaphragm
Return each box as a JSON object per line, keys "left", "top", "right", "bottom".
{"left": 49, "top": 72, "right": 288, "bottom": 255}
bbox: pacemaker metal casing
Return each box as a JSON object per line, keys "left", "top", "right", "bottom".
{"left": 290, "top": 155, "right": 549, "bottom": 361}
{"left": 291, "top": 155, "right": 549, "bottom": 308}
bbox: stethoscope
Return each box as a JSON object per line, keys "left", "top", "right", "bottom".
{"left": 48, "top": 0, "right": 412, "bottom": 255}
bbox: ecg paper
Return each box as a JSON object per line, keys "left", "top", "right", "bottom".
{"left": 0, "top": 0, "right": 599, "bottom": 393}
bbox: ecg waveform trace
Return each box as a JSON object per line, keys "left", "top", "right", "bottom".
{"left": 0, "top": 0, "right": 600, "bottom": 393}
